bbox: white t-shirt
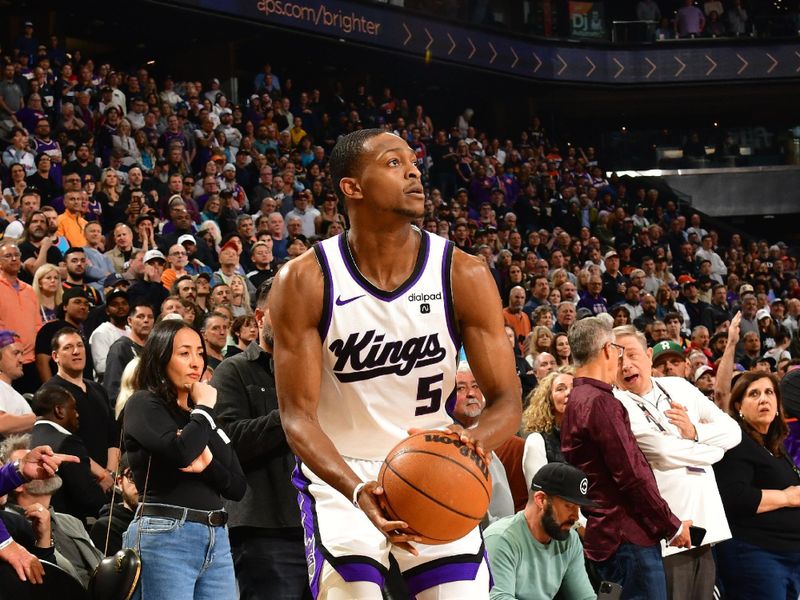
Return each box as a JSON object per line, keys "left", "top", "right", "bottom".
{"left": 0, "top": 380, "right": 33, "bottom": 415}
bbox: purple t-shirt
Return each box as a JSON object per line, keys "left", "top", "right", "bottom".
{"left": 677, "top": 6, "right": 705, "bottom": 35}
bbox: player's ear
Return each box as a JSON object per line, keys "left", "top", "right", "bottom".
{"left": 340, "top": 177, "right": 363, "bottom": 201}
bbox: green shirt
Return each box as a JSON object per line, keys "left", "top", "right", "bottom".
{"left": 484, "top": 512, "right": 596, "bottom": 600}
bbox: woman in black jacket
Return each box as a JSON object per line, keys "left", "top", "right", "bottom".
{"left": 713, "top": 371, "right": 800, "bottom": 600}
{"left": 122, "top": 319, "right": 246, "bottom": 599}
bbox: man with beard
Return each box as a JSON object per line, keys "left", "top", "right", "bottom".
{"left": 3, "top": 188, "right": 41, "bottom": 241}
{"left": 211, "top": 279, "right": 309, "bottom": 599}
{"left": 484, "top": 462, "right": 598, "bottom": 600}
{"left": 87, "top": 290, "right": 129, "bottom": 381}
{"left": 634, "top": 293, "right": 659, "bottom": 332}
{"left": 61, "top": 247, "right": 101, "bottom": 306}
{"left": 171, "top": 275, "right": 197, "bottom": 304}
{"left": 18, "top": 210, "right": 63, "bottom": 285}
{"left": 62, "top": 142, "right": 101, "bottom": 183}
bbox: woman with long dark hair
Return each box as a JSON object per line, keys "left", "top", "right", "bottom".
{"left": 713, "top": 372, "right": 800, "bottom": 599}
{"left": 122, "top": 319, "right": 245, "bottom": 599}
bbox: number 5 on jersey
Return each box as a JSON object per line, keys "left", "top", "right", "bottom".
{"left": 415, "top": 373, "right": 444, "bottom": 416}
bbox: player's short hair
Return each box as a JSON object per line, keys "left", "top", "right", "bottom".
{"left": 329, "top": 129, "right": 386, "bottom": 203}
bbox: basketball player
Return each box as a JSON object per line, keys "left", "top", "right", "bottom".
{"left": 271, "top": 129, "right": 522, "bottom": 599}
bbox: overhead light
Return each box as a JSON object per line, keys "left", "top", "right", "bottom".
{"left": 146, "top": 60, "right": 155, "bottom": 65}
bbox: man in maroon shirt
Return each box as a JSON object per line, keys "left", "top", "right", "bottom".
{"left": 561, "top": 317, "right": 692, "bottom": 600}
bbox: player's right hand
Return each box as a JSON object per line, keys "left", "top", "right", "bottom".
{"left": 357, "top": 481, "right": 422, "bottom": 556}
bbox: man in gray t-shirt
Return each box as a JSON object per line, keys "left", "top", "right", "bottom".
{"left": 0, "top": 64, "right": 24, "bottom": 138}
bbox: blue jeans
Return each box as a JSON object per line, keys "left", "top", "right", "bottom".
{"left": 715, "top": 537, "right": 800, "bottom": 600}
{"left": 593, "top": 543, "right": 667, "bottom": 600}
{"left": 229, "top": 528, "right": 311, "bottom": 600}
{"left": 123, "top": 505, "right": 236, "bottom": 600}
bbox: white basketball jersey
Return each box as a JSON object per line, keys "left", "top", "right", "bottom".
{"left": 313, "top": 228, "right": 460, "bottom": 460}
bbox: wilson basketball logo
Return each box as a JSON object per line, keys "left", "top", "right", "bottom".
{"left": 424, "top": 433, "right": 490, "bottom": 480}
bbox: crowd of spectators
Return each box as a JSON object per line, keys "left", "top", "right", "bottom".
{"left": 637, "top": 0, "right": 754, "bottom": 39}
{"left": 1, "top": 18, "right": 800, "bottom": 599}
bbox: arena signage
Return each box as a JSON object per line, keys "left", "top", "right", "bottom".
{"left": 170, "top": 0, "right": 800, "bottom": 84}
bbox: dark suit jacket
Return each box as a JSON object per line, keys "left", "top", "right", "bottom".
{"left": 30, "top": 421, "right": 107, "bottom": 522}
{"left": 211, "top": 342, "right": 301, "bottom": 532}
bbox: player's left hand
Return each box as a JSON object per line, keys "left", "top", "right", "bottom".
{"left": 357, "top": 481, "right": 422, "bottom": 556}
{"left": 409, "top": 427, "right": 492, "bottom": 465}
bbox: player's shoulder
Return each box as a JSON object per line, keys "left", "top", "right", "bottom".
{"left": 273, "top": 246, "right": 324, "bottom": 292}
{"left": 270, "top": 247, "right": 325, "bottom": 325}
{"left": 451, "top": 245, "right": 488, "bottom": 275}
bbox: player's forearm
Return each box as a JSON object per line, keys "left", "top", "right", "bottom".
{"left": 283, "top": 415, "right": 362, "bottom": 499}
{"left": 471, "top": 393, "right": 522, "bottom": 452}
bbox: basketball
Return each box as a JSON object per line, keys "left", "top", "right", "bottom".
{"left": 378, "top": 430, "right": 492, "bottom": 545}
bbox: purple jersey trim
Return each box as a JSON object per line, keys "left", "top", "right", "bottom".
{"left": 440, "top": 240, "right": 461, "bottom": 348}
{"left": 314, "top": 243, "right": 334, "bottom": 340}
{"left": 291, "top": 459, "right": 388, "bottom": 597}
{"left": 337, "top": 228, "right": 430, "bottom": 302}
{"left": 336, "top": 562, "right": 385, "bottom": 587}
{"left": 444, "top": 387, "right": 458, "bottom": 420}
{"left": 291, "top": 460, "right": 325, "bottom": 599}
{"left": 404, "top": 560, "right": 482, "bottom": 597}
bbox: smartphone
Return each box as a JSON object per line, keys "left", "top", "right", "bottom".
{"left": 598, "top": 581, "right": 622, "bottom": 600}
{"left": 689, "top": 525, "right": 707, "bottom": 547}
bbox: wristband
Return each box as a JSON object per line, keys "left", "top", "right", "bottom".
{"left": 351, "top": 482, "right": 366, "bottom": 508}
{"left": 12, "top": 459, "right": 29, "bottom": 483}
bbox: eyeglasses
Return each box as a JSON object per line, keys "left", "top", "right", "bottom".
{"left": 607, "top": 342, "right": 626, "bottom": 359}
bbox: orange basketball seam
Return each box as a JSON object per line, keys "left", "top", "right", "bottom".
{"left": 378, "top": 483, "right": 454, "bottom": 544}
{"left": 386, "top": 449, "right": 491, "bottom": 501}
{"left": 384, "top": 462, "right": 486, "bottom": 521}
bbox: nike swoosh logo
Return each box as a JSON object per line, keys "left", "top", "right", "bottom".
{"left": 335, "top": 294, "right": 365, "bottom": 306}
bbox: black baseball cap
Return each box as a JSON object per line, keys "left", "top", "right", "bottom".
{"left": 531, "top": 462, "right": 598, "bottom": 507}
{"left": 105, "top": 289, "right": 129, "bottom": 304}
